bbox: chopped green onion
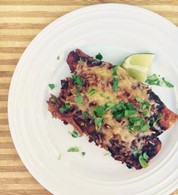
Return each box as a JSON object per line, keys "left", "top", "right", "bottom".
{"left": 72, "top": 75, "right": 83, "bottom": 86}
{"left": 95, "top": 52, "right": 103, "bottom": 60}
{"left": 48, "top": 83, "right": 55, "bottom": 90}
{"left": 57, "top": 56, "right": 60, "bottom": 60}
{"left": 67, "top": 146, "right": 80, "bottom": 152}
{"left": 81, "top": 152, "right": 86, "bottom": 156}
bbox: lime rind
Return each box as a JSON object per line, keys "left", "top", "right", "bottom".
{"left": 121, "top": 53, "right": 155, "bottom": 82}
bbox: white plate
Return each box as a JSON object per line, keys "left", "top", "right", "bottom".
{"left": 8, "top": 4, "right": 178, "bottom": 195}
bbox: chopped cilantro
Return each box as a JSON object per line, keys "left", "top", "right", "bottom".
{"left": 112, "top": 65, "right": 119, "bottom": 76}
{"left": 51, "top": 97, "right": 57, "bottom": 104}
{"left": 112, "top": 77, "right": 118, "bottom": 92}
{"left": 112, "top": 101, "right": 134, "bottom": 120}
{"left": 105, "top": 101, "right": 115, "bottom": 111}
{"left": 162, "top": 77, "right": 174, "bottom": 88}
{"left": 132, "top": 148, "right": 140, "bottom": 156}
{"left": 113, "top": 110, "right": 124, "bottom": 120}
{"left": 94, "top": 117, "right": 103, "bottom": 129}
{"left": 136, "top": 97, "right": 143, "bottom": 103}
{"left": 141, "top": 101, "right": 150, "bottom": 109}
{"left": 150, "top": 114, "right": 162, "bottom": 126}
{"left": 72, "top": 75, "right": 83, "bottom": 86}
{"left": 128, "top": 117, "right": 144, "bottom": 133}
{"left": 48, "top": 83, "right": 55, "bottom": 90}
{"left": 69, "top": 130, "right": 80, "bottom": 138}
{"left": 67, "top": 146, "right": 80, "bottom": 152}
{"left": 146, "top": 74, "right": 174, "bottom": 88}
{"left": 83, "top": 111, "right": 89, "bottom": 119}
{"left": 139, "top": 152, "right": 149, "bottom": 168}
{"left": 136, "top": 97, "right": 150, "bottom": 109}
{"left": 143, "top": 109, "right": 149, "bottom": 116}
{"left": 59, "top": 103, "right": 71, "bottom": 113}
{"left": 140, "top": 121, "right": 149, "bottom": 132}
{"left": 89, "top": 88, "right": 96, "bottom": 96}
{"left": 129, "top": 117, "right": 143, "bottom": 126}
{"left": 124, "top": 110, "right": 137, "bottom": 118}
{"left": 81, "top": 152, "right": 86, "bottom": 156}
{"left": 143, "top": 152, "right": 149, "bottom": 161}
{"left": 93, "top": 105, "right": 107, "bottom": 117}
{"left": 75, "top": 93, "right": 83, "bottom": 104}
{"left": 145, "top": 74, "right": 161, "bottom": 86}
{"left": 95, "top": 52, "right": 103, "bottom": 60}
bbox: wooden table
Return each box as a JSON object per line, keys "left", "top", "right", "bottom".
{"left": 0, "top": 0, "right": 178, "bottom": 194}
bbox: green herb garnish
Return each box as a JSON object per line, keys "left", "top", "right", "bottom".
{"left": 139, "top": 152, "right": 149, "bottom": 168}
{"left": 150, "top": 114, "right": 162, "bottom": 126}
{"left": 136, "top": 97, "right": 150, "bottom": 109}
{"left": 57, "top": 56, "right": 60, "bottom": 60}
{"left": 95, "top": 52, "right": 103, "bottom": 60}
{"left": 105, "top": 101, "right": 115, "bottom": 111}
{"left": 83, "top": 111, "right": 89, "bottom": 119}
{"left": 81, "top": 152, "right": 86, "bottom": 156}
{"left": 162, "top": 77, "right": 174, "bottom": 88}
{"left": 140, "top": 121, "right": 149, "bottom": 133}
{"left": 69, "top": 130, "right": 80, "bottom": 138}
{"left": 124, "top": 110, "right": 137, "bottom": 118}
{"left": 94, "top": 117, "right": 103, "bottom": 129}
{"left": 75, "top": 93, "right": 83, "bottom": 104}
{"left": 146, "top": 74, "right": 174, "bottom": 88}
{"left": 67, "top": 146, "right": 80, "bottom": 152}
{"left": 59, "top": 103, "right": 71, "bottom": 113}
{"left": 93, "top": 105, "right": 107, "bottom": 117}
{"left": 112, "top": 65, "right": 119, "bottom": 76}
{"left": 112, "top": 77, "right": 119, "bottom": 92}
{"left": 48, "top": 83, "right": 55, "bottom": 90}
{"left": 128, "top": 117, "right": 144, "bottom": 133}
{"left": 89, "top": 88, "right": 96, "bottom": 96}
{"left": 51, "top": 97, "right": 57, "bottom": 104}
{"left": 72, "top": 75, "right": 83, "bottom": 86}
{"left": 132, "top": 148, "right": 141, "bottom": 156}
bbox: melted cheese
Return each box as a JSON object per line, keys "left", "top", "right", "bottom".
{"left": 72, "top": 61, "right": 152, "bottom": 146}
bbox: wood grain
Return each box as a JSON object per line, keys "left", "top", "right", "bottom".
{"left": 0, "top": 0, "right": 178, "bottom": 194}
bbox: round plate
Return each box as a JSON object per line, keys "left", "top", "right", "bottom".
{"left": 8, "top": 4, "right": 178, "bottom": 195}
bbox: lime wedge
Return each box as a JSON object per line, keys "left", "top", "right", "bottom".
{"left": 122, "top": 53, "right": 155, "bottom": 82}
